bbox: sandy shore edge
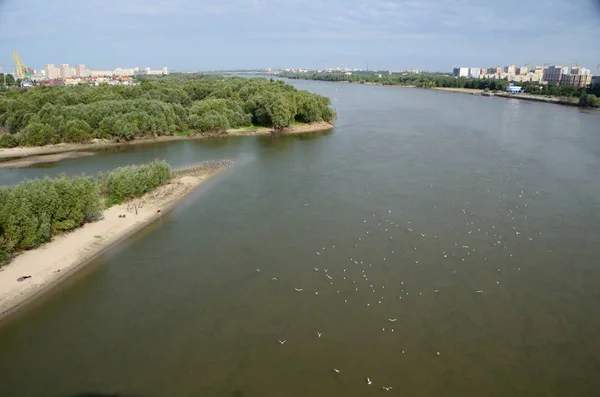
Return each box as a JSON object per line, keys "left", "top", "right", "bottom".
{"left": 0, "top": 121, "right": 334, "bottom": 162}
{"left": 0, "top": 165, "right": 229, "bottom": 320}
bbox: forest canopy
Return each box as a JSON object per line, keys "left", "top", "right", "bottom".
{"left": 0, "top": 75, "right": 336, "bottom": 148}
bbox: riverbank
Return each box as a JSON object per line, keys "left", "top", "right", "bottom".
{"left": 433, "top": 87, "right": 484, "bottom": 95}
{"left": 0, "top": 122, "right": 334, "bottom": 164}
{"left": 0, "top": 161, "right": 231, "bottom": 319}
{"left": 494, "top": 92, "right": 580, "bottom": 106}
{"left": 428, "top": 86, "right": 591, "bottom": 107}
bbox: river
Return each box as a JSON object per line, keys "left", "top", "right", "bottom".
{"left": 1, "top": 81, "right": 599, "bottom": 397}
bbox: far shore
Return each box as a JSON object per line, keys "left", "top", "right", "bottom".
{"left": 0, "top": 122, "right": 334, "bottom": 164}
{"left": 0, "top": 163, "right": 230, "bottom": 320}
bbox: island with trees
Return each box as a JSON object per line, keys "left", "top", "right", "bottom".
{"left": 0, "top": 75, "right": 336, "bottom": 148}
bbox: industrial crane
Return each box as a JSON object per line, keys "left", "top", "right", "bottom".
{"left": 13, "top": 50, "right": 33, "bottom": 87}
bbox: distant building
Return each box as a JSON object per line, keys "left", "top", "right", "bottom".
{"left": 114, "top": 68, "right": 135, "bottom": 76}
{"left": 453, "top": 67, "right": 469, "bottom": 77}
{"left": 504, "top": 65, "right": 517, "bottom": 75}
{"left": 480, "top": 68, "right": 487, "bottom": 75}
{"left": 76, "top": 64, "right": 88, "bottom": 78}
{"left": 468, "top": 68, "right": 481, "bottom": 78}
{"left": 45, "top": 64, "right": 58, "bottom": 79}
{"left": 0, "top": 65, "right": 3, "bottom": 74}
{"left": 560, "top": 74, "right": 592, "bottom": 87}
{"left": 89, "top": 70, "right": 113, "bottom": 77}
{"left": 571, "top": 67, "right": 591, "bottom": 76}
{"left": 60, "top": 64, "right": 71, "bottom": 79}
{"left": 135, "top": 66, "right": 169, "bottom": 76}
{"left": 543, "top": 65, "right": 568, "bottom": 85}
{"left": 543, "top": 65, "right": 590, "bottom": 87}
{"left": 592, "top": 75, "right": 600, "bottom": 86}
{"left": 516, "top": 66, "right": 528, "bottom": 75}
{"left": 506, "top": 82, "right": 522, "bottom": 93}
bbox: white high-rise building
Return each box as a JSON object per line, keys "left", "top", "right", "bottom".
{"left": 60, "top": 64, "right": 71, "bottom": 79}
{"left": 76, "top": 64, "right": 88, "bottom": 78}
{"left": 468, "top": 68, "right": 481, "bottom": 78}
{"left": 453, "top": 67, "right": 469, "bottom": 77}
{"left": 45, "top": 64, "right": 58, "bottom": 79}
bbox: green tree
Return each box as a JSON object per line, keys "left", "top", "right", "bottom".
{"left": 63, "top": 120, "right": 93, "bottom": 143}
{"left": 20, "top": 122, "right": 58, "bottom": 146}
{"left": 579, "top": 94, "right": 598, "bottom": 108}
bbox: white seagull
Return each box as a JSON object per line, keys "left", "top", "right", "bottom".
{"left": 388, "top": 318, "right": 397, "bottom": 322}
{"left": 294, "top": 288, "right": 304, "bottom": 292}
{"left": 279, "top": 340, "right": 286, "bottom": 345}
{"left": 333, "top": 368, "right": 340, "bottom": 373}
{"left": 382, "top": 386, "right": 393, "bottom": 391}
{"left": 316, "top": 331, "right": 322, "bottom": 338}
{"left": 367, "top": 377, "right": 372, "bottom": 385}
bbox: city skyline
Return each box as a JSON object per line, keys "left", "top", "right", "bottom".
{"left": 1, "top": 0, "right": 600, "bottom": 71}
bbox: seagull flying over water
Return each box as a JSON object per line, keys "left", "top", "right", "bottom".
{"left": 295, "top": 288, "right": 303, "bottom": 292}
{"left": 382, "top": 387, "right": 393, "bottom": 391}
{"left": 333, "top": 368, "right": 340, "bottom": 373}
{"left": 367, "top": 377, "right": 372, "bottom": 385}
{"left": 279, "top": 340, "right": 286, "bottom": 345}
{"left": 388, "top": 318, "right": 397, "bottom": 322}
{"left": 316, "top": 331, "right": 322, "bottom": 338}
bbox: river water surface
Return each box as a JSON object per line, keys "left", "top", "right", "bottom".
{"left": 1, "top": 81, "right": 599, "bottom": 397}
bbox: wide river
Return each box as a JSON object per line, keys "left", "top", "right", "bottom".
{"left": 1, "top": 80, "right": 599, "bottom": 397}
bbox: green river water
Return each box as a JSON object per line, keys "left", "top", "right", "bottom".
{"left": 1, "top": 80, "right": 599, "bottom": 397}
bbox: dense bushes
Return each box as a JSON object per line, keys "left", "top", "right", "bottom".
{"left": 0, "top": 175, "right": 101, "bottom": 261}
{"left": 0, "top": 76, "right": 336, "bottom": 147}
{"left": 0, "top": 160, "right": 172, "bottom": 263}
{"left": 579, "top": 94, "right": 598, "bottom": 108}
{"left": 98, "top": 160, "right": 171, "bottom": 206}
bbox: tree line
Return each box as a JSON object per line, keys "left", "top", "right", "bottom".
{"left": 0, "top": 160, "right": 171, "bottom": 263}
{"left": 279, "top": 71, "right": 512, "bottom": 91}
{"left": 279, "top": 71, "right": 600, "bottom": 102}
{"left": 0, "top": 75, "right": 336, "bottom": 148}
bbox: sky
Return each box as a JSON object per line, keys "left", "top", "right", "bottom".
{"left": 0, "top": 0, "right": 599, "bottom": 72}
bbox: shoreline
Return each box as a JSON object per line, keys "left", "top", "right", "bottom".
{"left": 0, "top": 121, "right": 334, "bottom": 163}
{"left": 283, "top": 77, "right": 596, "bottom": 108}
{"left": 433, "top": 87, "right": 484, "bottom": 95}
{"left": 0, "top": 163, "right": 230, "bottom": 320}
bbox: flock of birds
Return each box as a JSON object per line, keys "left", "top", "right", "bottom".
{"left": 253, "top": 160, "right": 542, "bottom": 392}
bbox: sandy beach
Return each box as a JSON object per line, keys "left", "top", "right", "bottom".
{"left": 0, "top": 163, "right": 230, "bottom": 319}
{"left": 433, "top": 87, "right": 484, "bottom": 95}
{"left": 0, "top": 122, "right": 334, "bottom": 163}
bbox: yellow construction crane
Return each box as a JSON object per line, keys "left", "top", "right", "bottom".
{"left": 13, "top": 51, "right": 33, "bottom": 87}
{"left": 13, "top": 50, "right": 31, "bottom": 79}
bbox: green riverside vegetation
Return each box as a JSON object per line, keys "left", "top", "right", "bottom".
{"left": 0, "top": 75, "right": 336, "bottom": 148}
{"left": 279, "top": 71, "right": 600, "bottom": 104}
{"left": 0, "top": 160, "right": 171, "bottom": 263}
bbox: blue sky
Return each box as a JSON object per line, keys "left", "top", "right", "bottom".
{"left": 1, "top": 0, "right": 599, "bottom": 72}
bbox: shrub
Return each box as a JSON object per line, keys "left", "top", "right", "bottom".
{"left": 20, "top": 122, "right": 59, "bottom": 146}
{"left": 0, "top": 133, "right": 18, "bottom": 148}
{"left": 190, "top": 110, "right": 230, "bottom": 133}
{"left": 579, "top": 94, "right": 598, "bottom": 108}
{"left": 99, "top": 160, "right": 171, "bottom": 205}
{"left": 0, "top": 175, "right": 101, "bottom": 257}
{"left": 63, "top": 120, "right": 93, "bottom": 143}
